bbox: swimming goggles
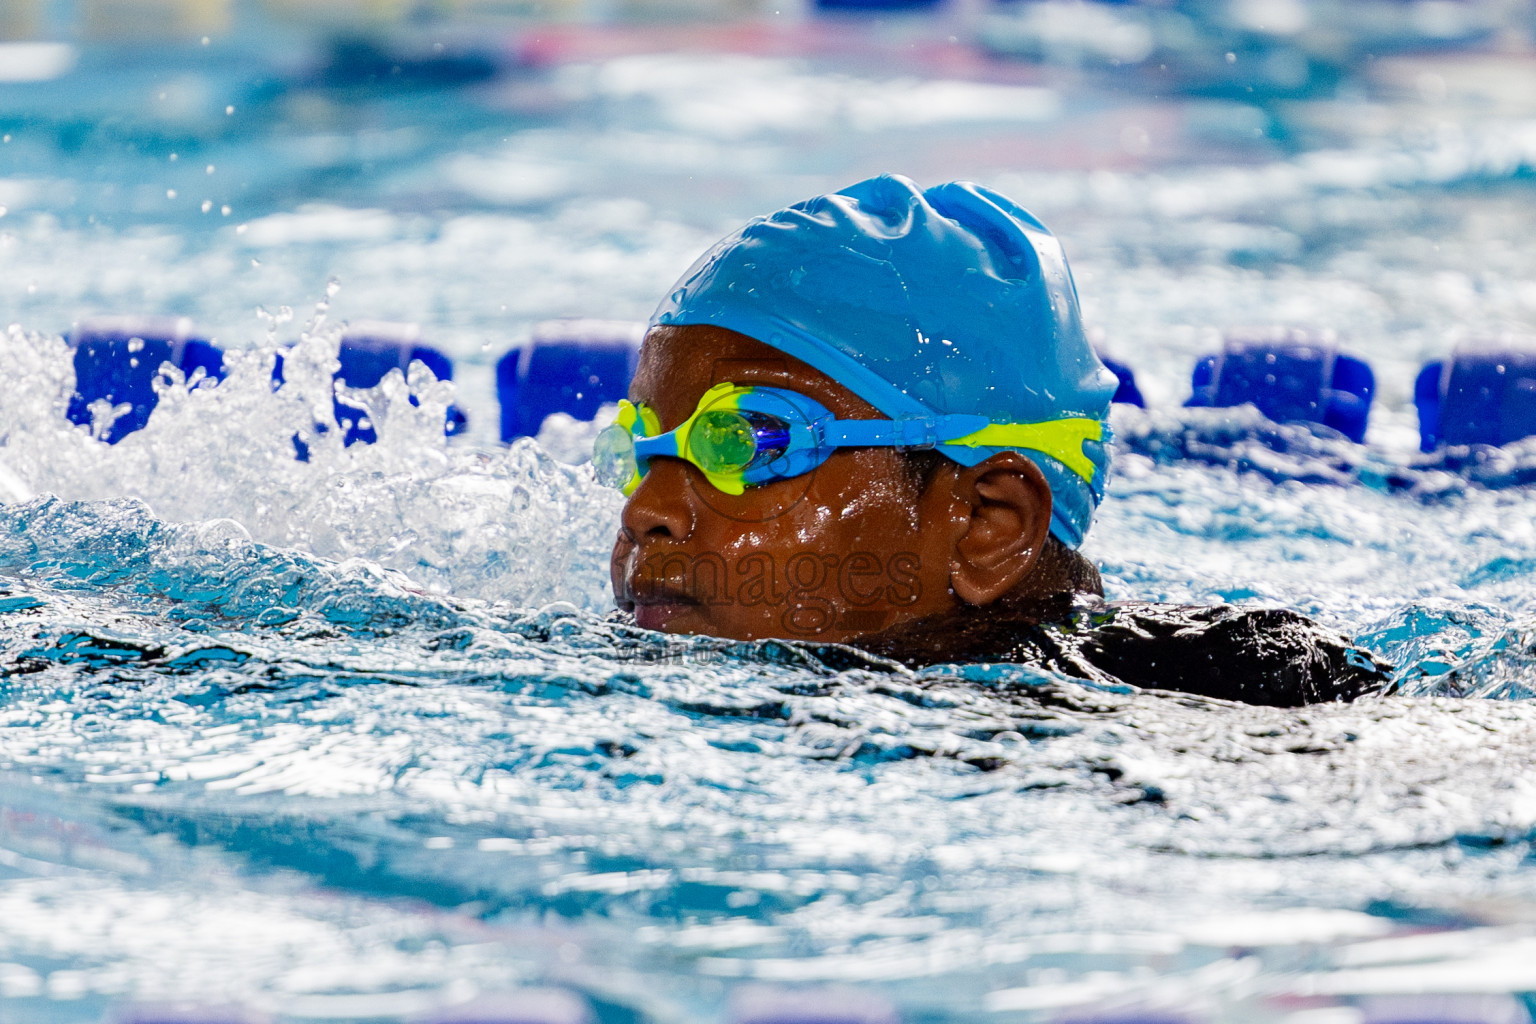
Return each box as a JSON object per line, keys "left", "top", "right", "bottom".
{"left": 592, "top": 382, "right": 1103, "bottom": 497}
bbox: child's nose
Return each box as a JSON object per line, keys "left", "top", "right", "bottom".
{"left": 620, "top": 458, "right": 695, "bottom": 543}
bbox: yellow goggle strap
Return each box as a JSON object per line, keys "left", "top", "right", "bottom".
{"left": 945, "top": 418, "right": 1103, "bottom": 483}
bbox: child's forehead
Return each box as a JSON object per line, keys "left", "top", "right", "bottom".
{"left": 633, "top": 325, "right": 881, "bottom": 422}
{"left": 637, "top": 324, "right": 802, "bottom": 382}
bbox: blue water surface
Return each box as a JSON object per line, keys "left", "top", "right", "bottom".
{"left": 5, "top": 5, "right": 1536, "bottom": 1021}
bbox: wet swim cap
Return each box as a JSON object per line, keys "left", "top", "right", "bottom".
{"left": 650, "top": 174, "right": 1117, "bottom": 548}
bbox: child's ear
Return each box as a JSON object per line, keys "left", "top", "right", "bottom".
{"left": 948, "top": 453, "right": 1054, "bottom": 606}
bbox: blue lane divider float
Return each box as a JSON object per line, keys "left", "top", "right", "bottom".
{"left": 67, "top": 316, "right": 226, "bottom": 444}
{"left": 1098, "top": 353, "right": 1145, "bottom": 407}
{"left": 1415, "top": 338, "right": 1536, "bottom": 452}
{"left": 497, "top": 319, "right": 645, "bottom": 442}
{"left": 1185, "top": 328, "right": 1375, "bottom": 443}
{"left": 276, "top": 321, "right": 467, "bottom": 456}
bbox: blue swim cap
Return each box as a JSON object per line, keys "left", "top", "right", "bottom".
{"left": 650, "top": 174, "right": 1117, "bottom": 548}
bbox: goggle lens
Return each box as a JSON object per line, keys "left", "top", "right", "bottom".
{"left": 586, "top": 383, "right": 811, "bottom": 497}
{"left": 592, "top": 422, "right": 639, "bottom": 491}
{"left": 688, "top": 409, "right": 760, "bottom": 474}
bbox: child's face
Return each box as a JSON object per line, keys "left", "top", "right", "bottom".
{"left": 609, "top": 324, "right": 968, "bottom": 642}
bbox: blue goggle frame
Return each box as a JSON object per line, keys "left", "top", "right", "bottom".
{"left": 593, "top": 382, "right": 1102, "bottom": 497}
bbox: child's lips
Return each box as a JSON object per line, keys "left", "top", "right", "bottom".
{"left": 628, "top": 582, "right": 700, "bottom": 632}
{"left": 633, "top": 599, "right": 696, "bottom": 632}
{"left": 621, "top": 570, "right": 700, "bottom": 631}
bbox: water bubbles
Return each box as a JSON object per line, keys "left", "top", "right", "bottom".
{"left": 255, "top": 304, "right": 295, "bottom": 328}
{"left": 196, "top": 517, "right": 253, "bottom": 551}
{"left": 86, "top": 397, "right": 131, "bottom": 440}
{"left": 257, "top": 304, "right": 295, "bottom": 350}
{"left": 0, "top": 326, "right": 622, "bottom": 609}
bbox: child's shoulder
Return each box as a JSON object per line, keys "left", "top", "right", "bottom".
{"left": 854, "top": 598, "right": 1392, "bottom": 706}
{"left": 1060, "top": 599, "right": 1393, "bottom": 706}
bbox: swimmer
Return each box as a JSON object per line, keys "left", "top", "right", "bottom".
{"left": 597, "top": 175, "right": 1390, "bottom": 706}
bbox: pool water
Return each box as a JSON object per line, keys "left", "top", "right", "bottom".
{"left": 5, "top": 8, "right": 1536, "bottom": 1021}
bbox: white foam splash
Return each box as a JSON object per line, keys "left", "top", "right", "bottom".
{"left": 0, "top": 317, "right": 623, "bottom": 611}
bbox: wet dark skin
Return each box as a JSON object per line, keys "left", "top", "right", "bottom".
{"left": 610, "top": 324, "right": 1099, "bottom": 644}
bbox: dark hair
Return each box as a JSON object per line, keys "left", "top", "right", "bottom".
{"left": 900, "top": 448, "right": 948, "bottom": 491}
